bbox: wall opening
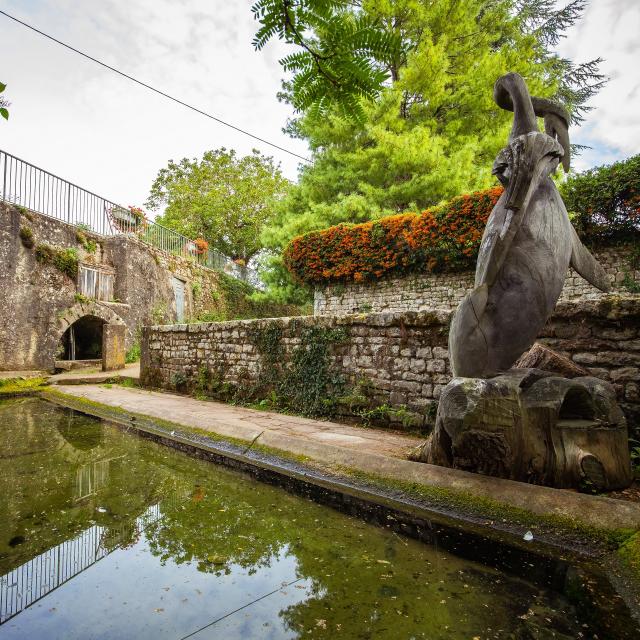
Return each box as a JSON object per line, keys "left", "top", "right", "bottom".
{"left": 59, "top": 316, "right": 105, "bottom": 361}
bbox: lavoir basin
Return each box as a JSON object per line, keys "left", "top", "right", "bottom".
{"left": 0, "top": 397, "right": 637, "bottom": 639}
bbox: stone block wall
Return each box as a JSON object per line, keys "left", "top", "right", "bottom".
{"left": 142, "top": 296, "right": 640, "bottom": 433}
{"left": 313, "top": 246, "right": 639, "bottom": 316}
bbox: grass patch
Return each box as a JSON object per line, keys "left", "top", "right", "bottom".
{"left": 0, "top": 377, "right": 49, "bottom": 396}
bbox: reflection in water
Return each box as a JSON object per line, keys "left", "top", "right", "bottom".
{"left": 0, "top": 503, "right": 164, "bottom": 624}
{"left": 0, "top": 397, "right": 636, "bottom": 639}
{"left": 74, "top": 459, "right": 113, "bottom": 502}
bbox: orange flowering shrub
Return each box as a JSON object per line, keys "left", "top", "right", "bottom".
{"left": 284, "top": 187, "right": 503, "bottom": 285}
{"left": 194, "top": 238, "right": 209, "bottom": 254}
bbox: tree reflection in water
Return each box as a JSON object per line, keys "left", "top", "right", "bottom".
{"left": 0, "top": 397, "right": 632, "bottom": 640}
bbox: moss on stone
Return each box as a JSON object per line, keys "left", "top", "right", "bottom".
{"left": 35, "top": 243, "right": 79, "bottom": 279}
{"left": 618, "top": 531, "right": 640, "bottom": 580}
{"left": 19, "top": 226, "right": 34, "bottom": 249}
{"left": 332, "top": 466, "right": 638, "bottom": 549}
{"left": 0, "top": 377, "right": 50, "bottom": 396}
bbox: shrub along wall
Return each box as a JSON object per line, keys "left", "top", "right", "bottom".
{"left": 141, "top": 296, "right": 640, "bottom": 434}
{"left": 285, "top": 155, "right": 639, "bottom": 289}
{"left": 284, "top": 187, "right": 502, "bottom": 286}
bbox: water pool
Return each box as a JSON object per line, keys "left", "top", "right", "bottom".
{"left": 0, "top": 397, "right": 636, "bottom": 639}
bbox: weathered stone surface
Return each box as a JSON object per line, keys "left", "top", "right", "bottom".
{"left": 313, "top": 244, "right": 638, "bottom": 317}
{"left": 102, "top": 323, "right": 126, "bottom": 371}
{"left": 0, "top": 203, "right": 293, "bottom": 371}
{"left": 412, "top": 369, "right": 633, "bottom": 491}
{"left": 514, "top": 343, "right": 589, "bottom": 378}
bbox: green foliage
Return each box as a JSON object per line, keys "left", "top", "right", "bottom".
{"left": 560, "top": 154, "right": 640, "bottom": 246}
{"left": 74, "top": 293, "right": 91, "bottom": 304}
{"left": 279, "top": 326, "right": 348, "bottom": 416}
{"left": 195, "top": 324, "right": 347, "bottom": 417}
{"left": 146, "top": 148, "right": 290, "bottom": 263}
{"left": 35, "top": 244, "right": 79, "bottom": 279}
{"left": 252, "top": 0, "right": 401, "bottom": 123}
{"left": 0, "top": 81, "right": 9, "bottom": 121}
{"left": 125, "top": 341, "right": 141, "bottom": 364}
{"left": 254, "top": 1, "right": 602, "bottom": 125}
{"left": 630, "top": 440, "right": 640, "bottom": 480}
{"left": 19, "top": 226, "right": 34, "bottom": 249}
{"left": 193, "top": 271, "right": 301, "bottom": 322}
{"left": 170, "top": 371, "right": 188, "bottom": 391}
{"left": 257, "top": 0, "right": 604, "bottom": 302}
{"left": 75, "top": 230, "right": 97, "bottom": 253}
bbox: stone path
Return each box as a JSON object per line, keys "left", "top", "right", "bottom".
{"left": 53, "top": 383, "right": 421, "bottom": 459}
{"left": 50, "top": 363, "right": 140, "bottom": 384}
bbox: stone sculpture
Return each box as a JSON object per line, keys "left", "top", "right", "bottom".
{"left": 412, "top": 73, "right": 633, "bottom": 491}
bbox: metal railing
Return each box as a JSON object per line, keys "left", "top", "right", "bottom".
{"left": 0, "top": 150, "right": 260, "bottom": 287}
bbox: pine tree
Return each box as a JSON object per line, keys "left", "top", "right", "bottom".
{"left": 252, "top": 1, "right": 605, "bottom": 302}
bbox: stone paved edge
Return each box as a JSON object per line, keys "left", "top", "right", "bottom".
{"left": 40, "top": 387, "right": 640, "bottom": 541}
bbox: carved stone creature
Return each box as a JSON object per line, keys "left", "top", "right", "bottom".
{"left": 413, "top": 369, "right": 632, "bottom": 491}
{"left": 449, "top": 73, "right": 610, "bottom": 379}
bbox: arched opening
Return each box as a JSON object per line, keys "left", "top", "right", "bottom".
{"left": 58, "top": 315, "right": 105, "bottom": 363}
{"left": 558, "top": 387, "right": 595, "bottom": 422}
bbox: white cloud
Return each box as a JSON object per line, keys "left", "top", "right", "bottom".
{"left": 554, "top": 0, "right": 640, "bottom": 170}
{"left": 0, "top": 0, "right": 308, "bottom": 209}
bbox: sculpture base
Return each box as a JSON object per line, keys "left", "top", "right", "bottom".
{"left": 410, "top": 369, "right": 633, "bottom": 491}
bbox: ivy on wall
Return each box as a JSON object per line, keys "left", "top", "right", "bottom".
{"left": 194, "top": 323, "right": 348, "bottom": 418}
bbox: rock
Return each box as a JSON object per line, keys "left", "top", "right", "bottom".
{"left": 514, "top": 343, "right": 589, "bottom": 378}
{"left": 411, "top": 369, "right": 633, "bottom": 491}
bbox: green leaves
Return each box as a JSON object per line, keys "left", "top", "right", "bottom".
{"left": 560, "top": 154, "right": 640, "bottom": 246}
{"left": 252, "top": 1, "right": 402, "bottom": 122}
{"left": 146, "top": 148, "right": 290, "bottom": 263}
{"left": 0, "top": 81, "right": 9, "bottom": 120}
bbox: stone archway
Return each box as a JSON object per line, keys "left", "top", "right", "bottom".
{"left": 48, "top": 302, "right": 127, "bottom": 372}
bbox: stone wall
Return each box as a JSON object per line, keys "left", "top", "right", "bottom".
{"left": 142, "top": 295, "right": 640, "bottom": 433}
{"left": 0, "top": 203, "right": 291, "bottom": 371}
{"left": 313, "top": 245, "right": 639, "bottom": 316}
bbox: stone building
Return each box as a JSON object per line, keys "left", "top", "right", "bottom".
{"left": 0, "top": 202, "right": 259, "bottom": 372}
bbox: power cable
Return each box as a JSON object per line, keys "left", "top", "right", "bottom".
{"left": 179, "top": 578, "right": 305, "bottom": 639}
{"left": 0, "top": 9, "right": 312, "bottom": 163}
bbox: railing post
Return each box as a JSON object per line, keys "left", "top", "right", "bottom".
{"left": 2, "top": 152, "right": 6, "bottom": 201}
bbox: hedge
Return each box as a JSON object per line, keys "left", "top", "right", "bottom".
{"left": 285, "top": 154, "right": 640, "bottom": 286}
{"left": 561, "top": 154, "right": 640, "bottom": 246}
{"left": 284, "top": 187, "right": 503, "bottom": 285}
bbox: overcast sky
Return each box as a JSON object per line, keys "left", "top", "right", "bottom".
{"left": 0, "top": 0, "right": 638, "bottom": 212}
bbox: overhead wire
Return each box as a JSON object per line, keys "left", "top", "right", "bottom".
{"left": 0, "top": 8, "right": 312, "bottom": 164}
